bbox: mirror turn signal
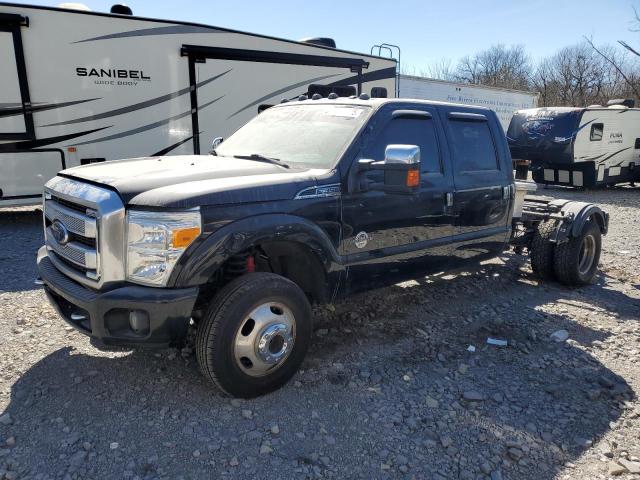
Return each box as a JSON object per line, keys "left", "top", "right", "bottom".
{"left": 406, "top": 169, "right": 420, "bottom": 187}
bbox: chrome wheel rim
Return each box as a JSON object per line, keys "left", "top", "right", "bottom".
{"left": 233, "top": 302, "right": 296, "bottom": 377}
{"left": 578, "top": 234, "right": 596, "bottom": 275}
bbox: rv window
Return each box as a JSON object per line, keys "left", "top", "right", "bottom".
{"left": 635, "top": 138, "right": 640, "bottom": 149}
{"left": 590, "top": 123, "right": 603, "bottom": 141}
{"left": 362, "top": 117, "right": 442, "bottom": 174}
{"left": 448, "top": 120, "right": 499, "bottom": 172}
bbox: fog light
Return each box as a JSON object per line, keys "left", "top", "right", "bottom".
{"left": 129, "top": 310, "right": 150, "bottom": 335}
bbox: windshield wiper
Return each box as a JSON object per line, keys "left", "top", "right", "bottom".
{"left": 233, "top": 154, "right": 290, "bottom": 169}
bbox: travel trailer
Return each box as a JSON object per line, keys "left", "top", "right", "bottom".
{"left": 508, "top": 100, "right": 640, "bottom": 188}
{"left": 0, "top": 3, "right": 396, "bottom": 207}
{"left": 398, "top": 75, "right": 538, "bottom": 131}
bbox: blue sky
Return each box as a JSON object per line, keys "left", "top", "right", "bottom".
{"left": 11, "top": 0, "right": 640, "bottom": 69}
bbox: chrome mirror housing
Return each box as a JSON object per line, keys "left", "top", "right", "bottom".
{"left": 210, "top": 137, "right": 224, "bottom": 155}
{"left": 384, "top": 144, "right": 420, "bottom": 165}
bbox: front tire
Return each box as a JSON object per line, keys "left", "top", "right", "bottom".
{"left": 196, "top": 272, "right": 312, "bottom": 398}
{"left": 553, "top": 220, "right": 602, "bottom": 286}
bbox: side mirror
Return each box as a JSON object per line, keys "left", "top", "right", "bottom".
{"left": 210, "top": 137, "right": 224, "bottom": 155}
{"left": 357, "top": 144, "right": 421, "bottom": 194}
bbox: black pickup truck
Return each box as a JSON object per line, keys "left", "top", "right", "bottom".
{"left": 37, "top": 97, "right": 608, "bottom": 397}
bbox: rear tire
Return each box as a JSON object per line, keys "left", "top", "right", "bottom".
{"left": 553, "top": 220, "right": 602, "bottom": 286}
{"left": 530, "top": 220, "right": 557, "bottom": 281}
{"left": 196, "top": 272, "right": 312, "bottom": 398}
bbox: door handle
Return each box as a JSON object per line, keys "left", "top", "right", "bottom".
{"left": 445, "top": 192, "right": 454, "bottom": 207}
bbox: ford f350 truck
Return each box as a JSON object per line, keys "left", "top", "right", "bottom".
{"left": 37, "top": 96, "right": 608, "bottom": 397}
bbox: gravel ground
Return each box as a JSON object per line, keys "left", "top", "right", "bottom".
{"left": 1, "top": 185, "right": 639, "bottom": 480}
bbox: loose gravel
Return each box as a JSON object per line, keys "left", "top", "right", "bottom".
{"left": 1, "top": 185, "right": 639, "bottom": 479}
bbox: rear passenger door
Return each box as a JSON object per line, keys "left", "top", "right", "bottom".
{"left": 442, "top": 109, "right": 512, "bottom": 263}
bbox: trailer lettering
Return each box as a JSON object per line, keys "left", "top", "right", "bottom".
{"left": 75, "top": 67, "right": 152, "bottom": 83}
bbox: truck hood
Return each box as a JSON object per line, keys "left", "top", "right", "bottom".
{"left": 61, "top": 155, "right": 327, "bottom": 208}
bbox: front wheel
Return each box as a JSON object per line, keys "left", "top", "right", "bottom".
{"left": 553, "top": 220, "right": 602, "bottom": 286}
{"left": 196, "top": 272, "right": 312, "bottom": 398}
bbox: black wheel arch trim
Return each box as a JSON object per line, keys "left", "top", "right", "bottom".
{"left": 169, "top": 213, "right": 344, "bottom": 289}
{"left": 548, "top": 200, "right": 609, "bottom": 243}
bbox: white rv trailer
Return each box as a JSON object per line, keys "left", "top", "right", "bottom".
{"left": 0, "top": 3, "right": 397, "bottom": 207}
{"left": 398, "top": 74, "right": 538, "bottom": 131}
{"left": 508, "top": 102, "right": 640, "bottom": 188}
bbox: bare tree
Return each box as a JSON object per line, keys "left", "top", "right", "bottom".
{"left": 455, "top": 44, "right": 532, "bottom": 90}
{"left": 584, "top": 37, "right": 640, "bottom": 100}
{"left": 423, "top": 58, "right": 455, "bottom": 81}
{"left": 532, "top": 42, "right": 637, "bottom": 107}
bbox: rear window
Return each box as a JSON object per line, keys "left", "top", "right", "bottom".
{"left": 448, "top": 120, "right": 498, "bottom": 172}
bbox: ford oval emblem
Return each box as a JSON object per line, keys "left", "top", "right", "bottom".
{"left": 50, "top": 219, "right": 70, "bottom": 245}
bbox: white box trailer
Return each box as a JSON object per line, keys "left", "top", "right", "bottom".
{"left": 0, "top": 3, "right": 397, "bottom": 207}
{"left": 399, "top": 74, "right": 538, "bottom": 131}
{"left": 508, "top": 102, "right": 640, "bottom": 188}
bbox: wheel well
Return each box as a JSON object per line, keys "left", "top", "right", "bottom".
{"left": 194, "top": 241, "right": 329, "bottom": 315}
{"left": 258, "top": 240, "right": 328, "bottom": 303}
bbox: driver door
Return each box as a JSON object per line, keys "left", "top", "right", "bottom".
{"left": 340, "top": 104, "right": 455, "bottom": 293}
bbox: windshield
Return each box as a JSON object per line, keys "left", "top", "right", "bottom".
{"left": 215, "top": 104, "right": 370, "bottom": 169}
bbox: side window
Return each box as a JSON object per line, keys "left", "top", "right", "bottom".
{"left": 634, "top": 138, "right": 640, "bottom": 149}
{"left": 448, "top": 120, "right": 499, "bottom": 172}
{"left": 363, "top": 117, "right": 442, "bottom": 174}
{"left": 590, "top": 123, "right": 604, "bottom": 141}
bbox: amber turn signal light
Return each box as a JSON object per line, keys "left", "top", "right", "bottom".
{"left": 406, "top": 169, "right": 420, "bottom": 187}
{"left": 172, "top": 227, "right": 201, "bottom": 248}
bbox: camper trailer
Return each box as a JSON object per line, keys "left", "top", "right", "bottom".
{"left": 0, "top": 3, "right": 397, "bottom": 207}
{"left": 508, "top": 100, "right": 640, "bottom": 188}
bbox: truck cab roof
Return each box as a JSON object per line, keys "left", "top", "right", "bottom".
{"left": 270, "top": 96, "right": 496, "bottom": 114}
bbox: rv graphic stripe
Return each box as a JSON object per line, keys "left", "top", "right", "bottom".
{"left": 42, "top": 71, "right": 232, "bottom": 127}
{"left": 327, "top": 66, "right": 397, "bottom": 88}
{"left": 151, "top": 135, "right": 195, "bottom": 156}
{"left": 73, "top": 24, "right": 221, "bottom": 44}
{"left": 72, "top": 97, "right": 224, "bottom": 146}
{"left": 0, "top": 98, "right": 101, "bottom": 119}
{"left": 596, "top": 147, "right": 632, "bottom": 165}
{"left": 227, "top": 73, "right": 340, "bottom": 119}
{"left": 0, "top": 127, "right": 111, "bottom": 152}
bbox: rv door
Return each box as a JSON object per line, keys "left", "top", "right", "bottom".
{"left": 0, "top": 14, "right": 33, "bottom": 140}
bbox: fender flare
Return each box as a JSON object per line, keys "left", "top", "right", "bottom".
{"left": 549, "top": 200, "right": 609, "bottom": 243}
{"left": 169, "top": 213, "right": 344, "bottom": 288}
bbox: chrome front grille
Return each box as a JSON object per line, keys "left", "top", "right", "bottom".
{"left": 43, "top": 176, "right": 126, "bottom": 289}
{"left": 45, "top": 196, "right": 100, "bottom": 278}
{"left": 47, "top": 235, "right": 98, "bottom": 269}
{"left": 44, "top": 198, "right": 96, "bottom": 237}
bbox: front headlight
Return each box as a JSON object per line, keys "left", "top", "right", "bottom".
{"left": 126, "top": 210, "right": 201, "bottom": 286}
